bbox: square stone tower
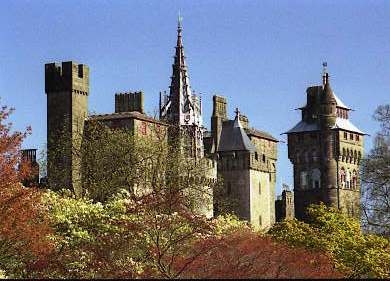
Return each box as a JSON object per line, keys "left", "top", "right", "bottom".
{"left": 211, "top": 96, "right": 278, "bottom": 230}
{"left": 286, "top": 65, "right": 364, "bottom": 220}
{"left": 45, "top": 61, "right": 89, "bottom": 195}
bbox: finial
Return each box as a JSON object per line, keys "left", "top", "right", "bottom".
{"left": 322, "top": 61, "right": 327, "bottom": 72}
{"left": 178, "top": 11, "right": 183, "bottom": 29}
{"left": 235, "top": 107, "right": 240, "bottom": 118}
{"left": 322, "top": 62, "right": 329, "bottom": 86}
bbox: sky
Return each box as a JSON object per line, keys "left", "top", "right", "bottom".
{"left": 1, "top": 0, "right": 389, "bottom": 196}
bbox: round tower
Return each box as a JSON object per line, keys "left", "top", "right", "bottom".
{"left": 319, "top": 68, "right": 338, "bottom": 207}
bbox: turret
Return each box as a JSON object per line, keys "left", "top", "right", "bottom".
{"left": 319, "top": 65, "right": 337, "bottom": 129}
{"left": 319, "top": 64, "right": 338, "bottom": 205}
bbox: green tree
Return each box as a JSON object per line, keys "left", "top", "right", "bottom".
{"left": 269, "top": 204, "right": 390, "bottom": 278}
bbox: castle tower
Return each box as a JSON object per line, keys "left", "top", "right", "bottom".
{"left": 160, "top": 17, "right": 204, "bottom": 159}
{"left": 45, "top": 61, "right": 89, "bottom": 196}
{"left": 286, "top": 64, "right": 364, "bottom": 220}
{"left": 216, "top": 107, "right": 278, "bottom": 230}
{"left": 275, "top": 184, "right": 295, "bottom": 221}
{"left": 211, "top": 95, "right": 228, "bottom": 153}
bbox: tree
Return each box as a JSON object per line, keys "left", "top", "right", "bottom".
{"left": 269, "top": 204, "right": 390, "bottom": 278}
{"left": 0, "top": 103, "right": 53, "bottom": 277}
{"left": 177, "top": 229, "right": 344, "bottom": 279}
{"left": 34, "top": 119, "right": 219, "bottom": 278}
{"left": 362, "top": 104, "right": 390, "bottom": 235}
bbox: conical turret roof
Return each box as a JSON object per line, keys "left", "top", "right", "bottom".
{"left": 321, "top": 72, "right": 336, "bottom": 104}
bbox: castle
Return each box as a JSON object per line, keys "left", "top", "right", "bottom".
{"left": 35, "top": 19, "right": 364, "bottom": 229}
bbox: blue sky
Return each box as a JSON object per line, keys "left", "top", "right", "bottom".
{"left": 1, "top": 0, "right": 389, "bottom": 196}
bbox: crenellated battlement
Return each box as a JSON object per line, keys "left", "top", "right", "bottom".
{"left": 45, "top": 61, "right": 89, "bottom": 94}
{"left": 115, "top": 91, "right": 144, "bottom": 114}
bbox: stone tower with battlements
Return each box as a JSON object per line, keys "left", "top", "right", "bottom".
{"left": 286, "top": 64, "right": 364, "bottom": 220}
{"left": 45, "top": 61, "right": 89, "bottom": 195}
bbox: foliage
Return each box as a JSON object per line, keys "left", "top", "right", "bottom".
{"left": 31, "top": 189, "right": 140, "bottom": 278}
{"left": 362, "top": 104, "right": 390, "bottom": 235}
{"left": 269, "top": 203, "right": 390, "bottom": 278}
{"left": 178, "top": 229, "right": 343, "bottom": 279}
{"left": 0, "top": 103, "right": 53, "bottom": 277}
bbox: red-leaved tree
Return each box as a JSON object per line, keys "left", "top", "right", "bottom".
{"left": 177, "top": 230, "right": 345, "bottom": 279}
{"left": 0, "top": 104, "right": 53, "bottom": 277}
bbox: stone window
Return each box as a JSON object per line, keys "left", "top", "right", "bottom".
{"left": 344, "top": 132, "right": 347, "bottom": 139}
{"left": 350, "top": 133, "right": 353, "bottom": 140}
{"left": 352, "top": 170, "right": 357, "bottom": 189}
{"left": 259, "top": 215, "right": 262, "bottom": 226}
{"left": 346, "top": 170, "right": 351, "bottom": 189}
{"left": 340, "top": 167, "right": 346, "bottom": 188}
{"left": 78, "top": 64, "right": 83, "bottom": 78}
{"left": 356, "top": 134, "right": 360, "bottom": 141}
{"left": 312, "top": 168, "right": 321, "bottom": 189}
{"left": 259, "top": 181, "right": 261, "bottom": 194}
{"left": 262, "top": 154, "right": 266, "bottom": 162}
{"left": 255, "top": 152, "right": 258, "bottom": 161}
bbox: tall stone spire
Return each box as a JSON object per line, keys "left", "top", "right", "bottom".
{"left": 160, "top": 17, "right": 204, "bottom": 158}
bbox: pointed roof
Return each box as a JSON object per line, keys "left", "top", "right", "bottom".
{"left": 217, "top": 108, "right": 256, "bottom": 152}
{"left": 321, "top": 72, "right": 336, "bottom": 104}
{"left": 169, "top": 16, "right": 192, "bottom": 110}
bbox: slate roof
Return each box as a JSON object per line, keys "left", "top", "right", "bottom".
{"left": 333, "top": 93, "right": 350, "bottom": 109}
{"left": 299, "top": 91, "right": 350, "bottom": 110}
{"left": 285, "top": 118, "right": 365, "bottom": 134}
{"left": 245, "top": 128, "right": 278, "bottom": 142}
{"left": 217, "top": 117, "right": 256, "bottom": 153}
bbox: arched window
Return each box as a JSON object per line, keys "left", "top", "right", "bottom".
{"left": 352, "top": 170, "right": 357, "bottom": 189}
{"left": 346, "top": 170, "right": 351, "bottom": 189}
{"left": 354, "top": 150, "right": 357, "bottom": 163}
{"left": 312, "top": 168, "right": 321, "bottom": 189}
{"left": 340, "top": 167, "right": 346, "bottom": 188}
